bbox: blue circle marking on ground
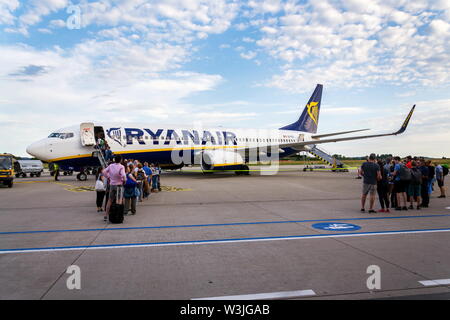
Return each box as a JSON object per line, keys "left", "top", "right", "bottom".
{"left": 312, "top": 222, "right": 361, "bottom": 232}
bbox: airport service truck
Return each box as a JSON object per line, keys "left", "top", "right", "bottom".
{"left": 0, "top": 153, "right": 15, "bottom": 188}
{"left": 15, "top": 160, "right": 44, "bottom": 178}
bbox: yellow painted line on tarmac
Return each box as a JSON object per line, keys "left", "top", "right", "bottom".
{"left": 53, "top": 182, "right": 76, "bottom": 187}
{"left": 52, "top": 182, "right": 93, "bottom": 192}
{"left": 16, "top": 180, "right": 190, "bottom": 192}
{"left": 59, "top": 183, "right": 190, "bottom": 193}
{"left": 160, "top": 186, "right": 192, "bottom": 192}
{"left": 15, "top": 180, "right": 55, "bottom": 184}
{"left": 66, "top": 186, "right": 96, "bottom": 192}
{"left": 14, "top": 180, "right": 92, "bottom": 192}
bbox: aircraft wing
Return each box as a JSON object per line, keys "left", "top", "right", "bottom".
{"left": 311, "top": 128, "right": 370, "bottom": 139}
{"left": 238, "top": 105, "right": 415, "bottom": 153}
{"left": 286, "top": 104, "right": 416, "bottom": 148}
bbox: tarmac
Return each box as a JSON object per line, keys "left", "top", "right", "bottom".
{"left": 0, "top": 166, "right": 449, "bottom": 300}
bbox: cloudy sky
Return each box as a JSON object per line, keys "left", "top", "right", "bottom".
{"left": 1, "top": 0, "right": 449, "bottom": 158}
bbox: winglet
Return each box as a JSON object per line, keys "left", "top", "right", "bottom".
{"left": 395, "top": 105, "right": 416, "bottom": 135}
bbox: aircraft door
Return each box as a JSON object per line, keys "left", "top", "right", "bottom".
{"left": 94, "top": 126, "right": 106, "bottom": 140}
{"left": 80, "top": 122, "right": 95, "bottom": 146}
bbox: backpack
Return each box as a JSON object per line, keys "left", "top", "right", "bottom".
{"left": 398, "top": 164, "right": 412, "bottom": 182}
{"left": 136, "top": 170, "right": 145, "bottom": 181}
{"left": 410, "top": 168, "right": 422, "bottom": 185}
{"left": 443, "top": 166, "right": 449, "bottom": 176}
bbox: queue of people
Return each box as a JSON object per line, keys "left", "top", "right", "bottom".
{"left": 95, "top": 154, "right": 163, "bottom": 222}
{"left": 95, "top": 133, "right": 114, "bottom": 162}
{"left": 360, "top": 154, "right": 447, "bottom": 213}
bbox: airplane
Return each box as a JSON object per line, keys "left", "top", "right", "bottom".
{"left": 26, "top": 84, "right": 416, "bottom": 180}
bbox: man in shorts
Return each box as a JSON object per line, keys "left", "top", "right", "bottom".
{"left": 103, "top": 155, "right": 126, "bottom": 221}
{"left": 360, "top": 153, "right": 381, "bottom": 213}
{"left": 435, "top": 163, "right": 446, "bottom": 198}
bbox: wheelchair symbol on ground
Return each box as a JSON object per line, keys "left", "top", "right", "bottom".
{"left": 312, "top": 222, "right": 361, "bottom": 231}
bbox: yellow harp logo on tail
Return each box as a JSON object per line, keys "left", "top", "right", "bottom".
{"left": 307, "top": 101, "right": 319, "bottom": 125}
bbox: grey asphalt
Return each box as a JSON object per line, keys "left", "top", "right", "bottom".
{"left": 0, "top": 166, "right": 449, "bottom": 300}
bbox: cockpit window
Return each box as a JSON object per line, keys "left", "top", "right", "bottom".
{"left": 48, "top": 133, "right": 74, "bottom": 139}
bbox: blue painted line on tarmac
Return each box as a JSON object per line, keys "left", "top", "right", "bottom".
{"left": 2, "top": 227, "right": 450, "bottom": 254}
{"left": 1, "top": 214, "right": 450, "bottom": 236}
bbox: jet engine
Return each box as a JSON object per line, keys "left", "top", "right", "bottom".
{"left": 200, "top": 149, "right": 245, "bottom": 172}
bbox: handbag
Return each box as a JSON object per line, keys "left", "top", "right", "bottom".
{"left": 95, "top": 177, "right": 105, "bottom": 191}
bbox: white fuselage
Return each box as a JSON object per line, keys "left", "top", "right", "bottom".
{"left": 26, "top": 123, "right": 315, "bottom": 170}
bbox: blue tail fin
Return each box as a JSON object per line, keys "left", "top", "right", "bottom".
{"left": 280, "top": 84, "right": 323, "bottom": 133}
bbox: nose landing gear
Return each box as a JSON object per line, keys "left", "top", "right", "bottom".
{"left": 76, "top": 170, "right": 88, "bottom": 181}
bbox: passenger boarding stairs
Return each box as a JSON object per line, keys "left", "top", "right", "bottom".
{"left": 92, "top": 148, "right": 108, "bottom": 169}
{"left": 308, "top": 145, "right": 346, "bottom": 168}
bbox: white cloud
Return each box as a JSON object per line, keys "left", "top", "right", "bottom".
{"left": 248, "top": 0, "right": 282, "bottom": 14}
{"left": 0, "top": 0, "right": 19, "bottom": 25}
{"left": 49, "top": 19, "right": 66, "bottom": 28}
{"left": 321, "top": 100, "right": 450, "bottom": 158}
{"left": 37, "top": 27, "right": 52, "bottom": 34}
{"left": 247, "top": 0, "right": 450, "bottom": 92}
{"left": 240, "top": 51, "right": 257, "bottom": 60}
{"left": 19, "top": 0, "right": 68, "bottom": 27}
{"left": 0, "top": 40, "right": 223, "bottom": 156}
{"left": 429, "top": 19, "right": 450, "bottom": 37}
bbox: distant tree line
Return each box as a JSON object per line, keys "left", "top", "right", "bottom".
{"left": 287, "top": 153, "right": 447, "bottom": 161}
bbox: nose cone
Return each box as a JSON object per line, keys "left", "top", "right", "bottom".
{"left": 26, "top": 140, "right": 49, "bottom": 161}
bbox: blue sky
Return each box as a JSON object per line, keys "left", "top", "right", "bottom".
{"left": 1, "top": 0, "right": 449, "bottom": 157}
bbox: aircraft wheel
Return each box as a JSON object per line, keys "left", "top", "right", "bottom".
{"left": 77, "top": 173, "right": 87, "bottom": 181}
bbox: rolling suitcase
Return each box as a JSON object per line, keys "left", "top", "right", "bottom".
{"left": 109, "top": 203, "right": 124, "bottom": 223}
{"left": 109, "top": 187, "right": 124, "bottom": 224}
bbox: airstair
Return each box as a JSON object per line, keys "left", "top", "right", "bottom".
{"left": 92, "top": 148, "right": 108, "bottom": 169}
{"left": 308, "top": 145, "right": 347, "bottom": 171}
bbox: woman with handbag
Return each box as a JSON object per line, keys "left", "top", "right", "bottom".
{"left": 95, "top": 168, "right": 107, "bottom": 212}
{"left": 124, "top": 164, "right": 138, "bottom": 215}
